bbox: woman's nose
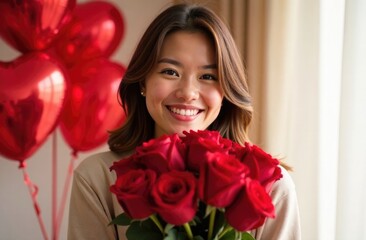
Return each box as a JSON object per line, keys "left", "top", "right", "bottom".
{"left": 175, "top": 76, "right": 199, "bottom": 101}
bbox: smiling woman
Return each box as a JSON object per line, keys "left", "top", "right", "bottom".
{"left": 67, "top": 3, "right": 301, "bottom": 240}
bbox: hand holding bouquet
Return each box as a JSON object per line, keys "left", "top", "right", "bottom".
{"left": 110, "top": 130, "right": 282, "bottom": 240}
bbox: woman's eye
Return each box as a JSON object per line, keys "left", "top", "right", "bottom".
{"left": 200, "top": 74, "right": 217, "bottom": 81}
{"left": 161, "top": 69, "right": 179, "bottom": 77}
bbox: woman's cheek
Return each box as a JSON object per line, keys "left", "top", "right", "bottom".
{"left": 202, "top": 85, "right": 224, "bottom": 107}
{"left": 146, "top": 79, "right": 176, "bottom": 103}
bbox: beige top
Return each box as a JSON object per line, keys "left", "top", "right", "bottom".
{"left": 68, "top": 151, "right": 301, "bottom": 240}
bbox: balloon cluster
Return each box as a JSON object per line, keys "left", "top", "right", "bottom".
{"left": 0, "top": 0, "right": 126, "bottom": 166}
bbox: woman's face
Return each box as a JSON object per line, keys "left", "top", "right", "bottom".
{"left": 145, "top": 31, "right": 224, "bottom": 138}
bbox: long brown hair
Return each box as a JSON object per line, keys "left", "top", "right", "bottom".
{"left": 108, "top": 3, "right": 253, "bottom": 153}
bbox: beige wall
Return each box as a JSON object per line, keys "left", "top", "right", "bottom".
{"left": 0, "top": 0, "right": 171, "bottom": 239}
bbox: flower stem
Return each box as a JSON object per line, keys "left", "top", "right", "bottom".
{"left": 183, "top": 223, "right": 194, "bottom": 240}
{"left": 208, "top": 207, "right": 216, "bottom": 240}
{"left": 149, "top": 214, "right": 164, "bottom": 235}
{"left": 218, "top": 225, "right": 233, "bottom": 239}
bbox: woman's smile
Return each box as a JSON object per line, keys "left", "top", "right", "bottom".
{"left": 166, "top": 104, "right": 203, "bottom": 121}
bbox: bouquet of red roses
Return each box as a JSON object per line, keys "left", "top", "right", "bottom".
{"left": 110, "top": 130, "right": 282, "bottom": 240}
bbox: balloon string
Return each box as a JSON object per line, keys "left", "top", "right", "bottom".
{"left": 52, "top": 132, "right": 58, "bottom": 240}
{"left": 22, "top": 167, "right": 49, "bottom": 240}
{"left": 55, "top": 151, "right": 78, "bottom": 239}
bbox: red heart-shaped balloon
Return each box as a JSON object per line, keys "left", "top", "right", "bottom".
{"left": 59, "top": 58, "right": 126, "bottom": 152}
{"left": 51, "top": 1, "right": 125, "bottom": 67}
{"left": 0, "top": 53, "right": 68, "bottom": 164}
{"left": 0, "top": 0, "right": 76, "bottom": 52}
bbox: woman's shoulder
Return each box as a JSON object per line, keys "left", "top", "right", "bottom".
{"left": 270, "top": 165, "right": 297, "bottom": 204}
{"left": 251, "top": 166, "right": 301, "bottom": 239}
{"left": 74, "top": 151, "right": 128, "bottom": 181}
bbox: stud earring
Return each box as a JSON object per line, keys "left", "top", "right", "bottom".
{"left": 140, "top": 91, "right": 145, "bottom": 96}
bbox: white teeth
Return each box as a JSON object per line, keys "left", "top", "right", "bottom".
{"left": 169, "top": 107, "right": 199, "bottom": 116}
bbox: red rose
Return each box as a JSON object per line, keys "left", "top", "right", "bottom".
{"left": 238, "top": 143, "right": 282, "bottom": 191}
{"left": 225, "top": 178, "right": 275, "bottom": 231}
{"left": 110, "top": 155, "right": 142, "bottom": 177}
{"left": 182, "top": 130, "right": 233, "bottom": 172}
{"left": 110, "top": 169, "right": 156, "bottom": 219}
{"left": 182, "top": 130, "right": 222, "bottom": 142}
{"left": 199, "top": 152, "right": 249, "bottom": 208}
{"left": 151, "top": 171, "right": 198, "bottom": 225}
{"left": 135, "top": 134, "right": 186, "bottom": 174}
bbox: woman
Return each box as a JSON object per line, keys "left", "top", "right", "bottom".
{"left": 68, "top": 3, "right": 301, "bottom": 240}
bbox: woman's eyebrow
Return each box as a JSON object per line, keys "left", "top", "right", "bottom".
{"left": 157, "top": 58, "right": 217, "bottom": 69}
{"left": 157, "top": 58, "right": 182, "bottom": 67}
{"left": 202, "top": 64, "right": 217, "bottom": 69}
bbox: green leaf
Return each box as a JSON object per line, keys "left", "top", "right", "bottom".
{"left": 241, "top": 232, "right": 255, "bottom": 240}
{"left": 126, "top": 220, "right": 163, "bottom": 240}
{"left": 219, "top": 229, "right": 236, "bottom": 240}
{"left": 164, "top": 223, "right": 175, "bottom": 234}
{"left": 164, "top": 228, "right": 178, "bottom": 240}
{"left": 164, "top": 228, "right": 187, "bottom": 240}
{"left": 109, "top": 213, "right": 132, "bottom": 226}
